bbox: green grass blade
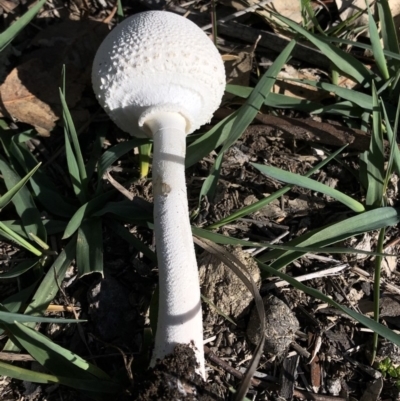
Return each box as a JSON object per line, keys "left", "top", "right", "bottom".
{"left": 0, "top": 157, "right": 46, "bottom": 241}
{"left": 208, "top": 145, "right": 348, "bottom": 228}
{"left": 0, "top": 282, "right": 38, "bottom": 336}
{"left": 1, "top": 282, "right": 37, "bottom": 313}
{"left": 0, "top": 161, "right": 41, "bottom": 210}
{"left": 252, "top": 163, "right": 365, "bottom": 212}
{"left": 97, "top": 139, "right": 147, "bottom": 178}
{"left": 366, "top": 83, "right": 385, "bottom": 206}
{"left": 0, "top": 361, "right": 119, "bottom": 393}
{"left": 225, "top": 85, "right": 321, "bottom": 112}
{"left": 274, "top": 14, "right": 372, "bottom": 85}
{"left": 284, "top": 79, "right": 373, "bottom": 110}
{"left": 64, "top": 126, "right": 85, "bottom": 204}
{"left": 3, "top": 239, "right": 76, "bottom": 351}
{"left": 193, "top": 227, "right": 394, "bottom": 258}
{"left": 0, "top": 259, "right": 38, "bottom": 279}
{"left": 186, "top": 111, "right": 238, "bottom": 169}
{"left": 139, "top": 142, "right": 152, "bottom": 178}
{"left": 8, "top": 138, "right": 76, "bottom": 217}
{"left": 259, "top": 207, "right": 400, "bottom": 270}
{"left": 0, "top": 309, "right": 84, "bottom": 324}
{"left": 6, "top": 321, "right": 110, "bottom": 380}
{"left": 0, "top": 0, "right": 47, "bottom": 52}
{"left": 86, "top": 130, "right": 106, "bottom": 182}
{"left": 312, "top": 101, "right": 365, "bottom": 119}
{"left": 59, "top": 87, "right": 88, "bottom": 203}
{"left": 258, "top": 261, "right": 400, "bottom": 349}
{"left": 383, "top": 96, "right": 400, "bottom": 178}
{"left": 367, "top": 4, "right": 389, "bottom": 81}
{"left": 318, "top": 35, "right": 400, "bottom": 62}
{"left": 200, "top": 40, "right": 297, "bottom": 200}
{"left": 0, "top": 222, "right": 42, "bottom": 256}
{"left": 63, "top": 191, "right": 115, "bottom": 239}
{"left": 76, "top": 218, "right": 103, "bottom": 276}
{"left": 22, "top": 239, "right": 76, "bottom": 318}
{"left": 377, "top": 0, "right": 400, "bottom": 59}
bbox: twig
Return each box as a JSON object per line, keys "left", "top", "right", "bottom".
{"left": 262, "top": 264, "right": 349, "bottom": 290}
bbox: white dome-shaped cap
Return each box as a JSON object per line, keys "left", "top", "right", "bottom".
{"left": 92, "top": 11, "right": 226, "bottom": 138}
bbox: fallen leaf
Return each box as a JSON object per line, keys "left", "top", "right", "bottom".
{"left": 0, "top": 19, "right": 109, "bottom": 135}
{"left": 224, "top": 49, "right": 253, "bottom": 101}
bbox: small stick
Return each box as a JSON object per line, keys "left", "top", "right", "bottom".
{"left": 262, "top": 264, "right": 349, "bottom": 290}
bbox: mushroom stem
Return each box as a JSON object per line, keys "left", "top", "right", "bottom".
{"left": 145, "top": 111, "right": 205, "bottom": 378}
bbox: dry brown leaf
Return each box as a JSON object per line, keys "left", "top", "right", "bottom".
{"left": 262, "top": 0, "right": 303, "bottom": 24}
{"left": 225, "top": 51, "right": 253, "bottom": 85}
{"left": 274, "top": 65, "right": 332, "bottom": 102}
{"left": 224, "top": 49, "right": 253, "bottom": 101}
{"left": 0, "top": 19, "right": 109, "bottom": 135}
{"left": 231, "top": 0, "right": 304, "bottom": 24}
{"left": 0, "top": 58, "right": 60, "bottom": 135}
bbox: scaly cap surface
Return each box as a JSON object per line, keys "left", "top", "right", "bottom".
{"left": 92, "top": 11, "right": 226, "bottom": 137}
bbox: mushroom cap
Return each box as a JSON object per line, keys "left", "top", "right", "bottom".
{"left": 92, "top": 11, "right": 226, "bottom": 138}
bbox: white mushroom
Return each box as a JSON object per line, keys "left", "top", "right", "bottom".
{"left": 92, "top": 11, "right": 225, "bottom": 378}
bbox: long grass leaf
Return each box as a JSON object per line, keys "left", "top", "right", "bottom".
{"left": 274, "top": 14, "right": 372, "bottom": 85}
{"left": 186, "top": 111, "right": 238, "bottom": 169}
{"left": 0, "top": 259, "right": 38, "bottom": 279}
{"left": 225, "top": 85, "right": 321, "bottom": 112}
{"left": 64, "top": 127, "right": 85, "bottom": 204}
{"left": 76, "top": 218, "right": 103, "bottom": 276}
{"left": 0, "top": 309, "right": 84, "bottom": 324}
{"left": 364, "top": 83, "right": 385, "bottom": 207}
{"left": 139, "top": 142, "right": 152, "bottom": 178}
{"left": 6, "top": 321, "right": 109, "bottom": 380}
{"left": 0, "top": 0, "right": 47, "bottom": 52}
{"left": 367, "top": 4, "right": 389, "bottom": 80}
{"left": 383, "top": 97, "right": 400, "bottom": 178}
{"left": 9, "top": 139, "right": 76, "bottom": 217}
{"left": 97, "top": 138, "right": 147, "bottom": 179}
{"left": 193, "top": 227, "right": 393, "bottom": 257}
{"left": 60, "top": 88, "right": 88, "bottom": 203}
{"left": 260, "top": 207, "right": 400, "bottom": 270}
{"left": 252, "top": 163, "right": 365, "bottom": 212}
{"left": 377, "top": 0, "right": 400, "bottom": 60}
{"left": 208, "top": 145, "right": 348, "bottom": 228}
{"left": 0, "top": 162, "right": 41, "bottom": 210}
{"left": 0, "top": 222, "right": 42, "bottom": 256}
{"left": 200, "top": 40, "right": 297, "bottom": 200}
{"left": 0, "top": 157, "right": 46, "bottom": 241}
{"left": 0, "top": 361, "right": 119, "bottom": 393}
{"left": 62, "top": 191, "right": 115, "bottom": 239}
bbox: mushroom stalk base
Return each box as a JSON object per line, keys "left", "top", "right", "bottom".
{"left": 146, "top": 112, "right": 205, "bottom": 378}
